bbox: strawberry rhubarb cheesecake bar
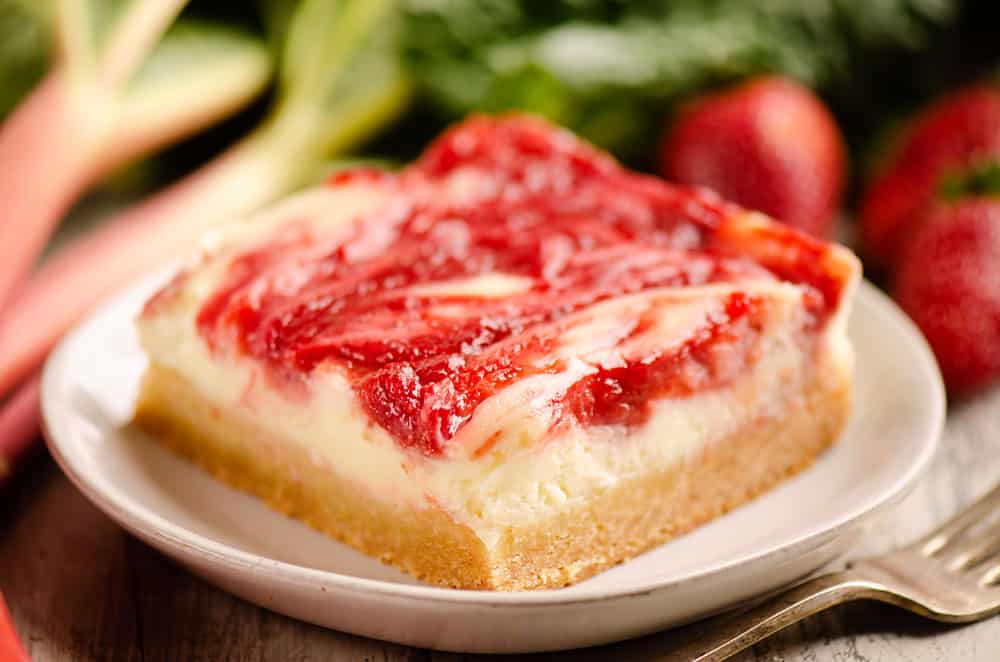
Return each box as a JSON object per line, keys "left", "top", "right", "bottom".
{"left": 135, "top": 116, "right": 860, "bottom": 590}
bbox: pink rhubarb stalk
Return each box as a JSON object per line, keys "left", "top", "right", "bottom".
{"left": 0, "top": 72, "right": 93, "bottom": 310}
{"left": 0, "top": 129, "right": 296, "bottom": 402}
{"left": 0, "top": 0, "right": 270, "bottom": 310}
{"left": 0, "top": 0, "right": 410, "bottom": 480}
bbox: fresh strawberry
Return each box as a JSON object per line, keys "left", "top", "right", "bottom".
{"left": 660, "top": 76, "right": 845, "bottom": 237}
{"left": 860, "top": 84, "right": 1000, "bottom": 267}
{"left": 893, "top": 198, "right": 1000, "bottom": 394}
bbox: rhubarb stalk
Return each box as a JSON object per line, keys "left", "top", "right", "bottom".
{"left": 0, "top": 130, "right": 295, "bottom": 401}
{"left": 0, "top": 0, "right": 411, "bottom": 464}
{"left": 0, "top": 0, "right": 272, "bottom": 309}
{"left": 0, "top": 71, "right": 92, "bottom": 311}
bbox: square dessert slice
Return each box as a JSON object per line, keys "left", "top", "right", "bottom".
{"left": 135, "top": 115, "right": 860, "bottom": 590}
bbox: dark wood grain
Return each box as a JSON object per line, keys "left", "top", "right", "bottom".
{"left": 4, "top": 386, "right": 1000, "bottom": 661}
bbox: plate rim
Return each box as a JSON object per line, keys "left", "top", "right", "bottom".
{"left": 42, "top": 275, "right": 945, "bottom": 608}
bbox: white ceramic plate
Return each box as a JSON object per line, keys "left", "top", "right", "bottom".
{"left": 41, "top": 274, "right": 944, "bottom": 654}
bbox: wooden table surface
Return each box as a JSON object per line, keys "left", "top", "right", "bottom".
{"left": 3, "top": 384, "right": 1000, "bottom": 662}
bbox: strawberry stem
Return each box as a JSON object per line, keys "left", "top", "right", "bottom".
{"left": 939, "top": 160, "right": 1000, "bottom": 200}
{"left": 0, "top": 591, "right": 29, "bottom": 662}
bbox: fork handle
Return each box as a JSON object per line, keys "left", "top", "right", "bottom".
{"left": 662, "top": 570, "right": 888, "bottom": 661}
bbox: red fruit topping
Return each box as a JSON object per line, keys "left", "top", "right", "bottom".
{"left": 193, "top": 115, "right": 850, "bottom": 455}
{"left": 893, "top": 198, "right": 1000, "bottom": 394}
{"left": 563, "top": 292, "right": 764, "bottom": 427}
{"left": 661, "top": 76, "right": 845, "bottom": 238}
{"left": 861, "top": 84, "right": 1000, "bottom": 267}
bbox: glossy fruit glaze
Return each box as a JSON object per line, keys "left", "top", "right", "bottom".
{"left": 184, "top": 116, "right": 848, "bottom": 456}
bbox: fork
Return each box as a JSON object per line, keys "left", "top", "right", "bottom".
{"left": 667, "top": 481, "right": 1000, "bottom": 661}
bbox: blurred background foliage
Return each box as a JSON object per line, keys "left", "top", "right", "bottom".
{"left": 3, "top": 0, "right": 999, "bottom": 184}
{"left": 403, "top": 0, "right": 958, "bottom": 158}
{"left": 0, "top": 0, "right": 50, "bottom": 119}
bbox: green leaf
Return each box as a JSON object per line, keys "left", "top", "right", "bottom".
{"left": 122, "top": 19, "right": 271, "bottom": 103}
{"left": 402, "top": 0, "right": 961, "bottom": 156}
{"left": 279, "top": 0, "right": 350, "bottom": 100}
{"left": 939, "top": 161, "right": 1000, "bottom": 201}
{"left": 313, "top": 4, "right": 412, "bottom": 145}
{"left": 266, "top": 0, "right": 413, "bottom": 164}
{"left": 52, "top": 0, "right": 189, "bottom": 87}
{"left": 280, "top": 0, "right": 401, "bottom": 105}
{"left": 88, "top": 0, "right": 133, "bottom": 54}
{"left": 113, "top": 19, "right": 273, "bottom": 164}
{"left": 0, "top": 0, "right": 50, "bottom": 118}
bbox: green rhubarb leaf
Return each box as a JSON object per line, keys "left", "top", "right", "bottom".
{"left": 0, "top": 0, "right": 50, "bottom": 118}
{"left": 0, "top": 0, "right": 277, "bottom": 330}
{"left": 88, "top": 0, "right": 133, "bottom": 54}
{"left": 940, "top": 161, "right": 1000, "bottom": 201}
{"left": 123, "top": 20, "right": 270, "bottom": 94}
{"left": 402, "top": 0, "right": 959, "bottom": 156}
{"left": 263, "top": 0, "right": 413, "bottom": 169}
{"left": 278, "top": 0, "right": 353, "bottom": 103}
{"left": 57, "top": 0, "right": 187, "bottom": 84}
{"left": 114, "top": 19, "right": 272, "bottom": 159}
{"left": 257, "top": 0, "right": 296, "bottom": 59}
{"left": 311, "top": 3, "right": 412, "bottom": 154}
